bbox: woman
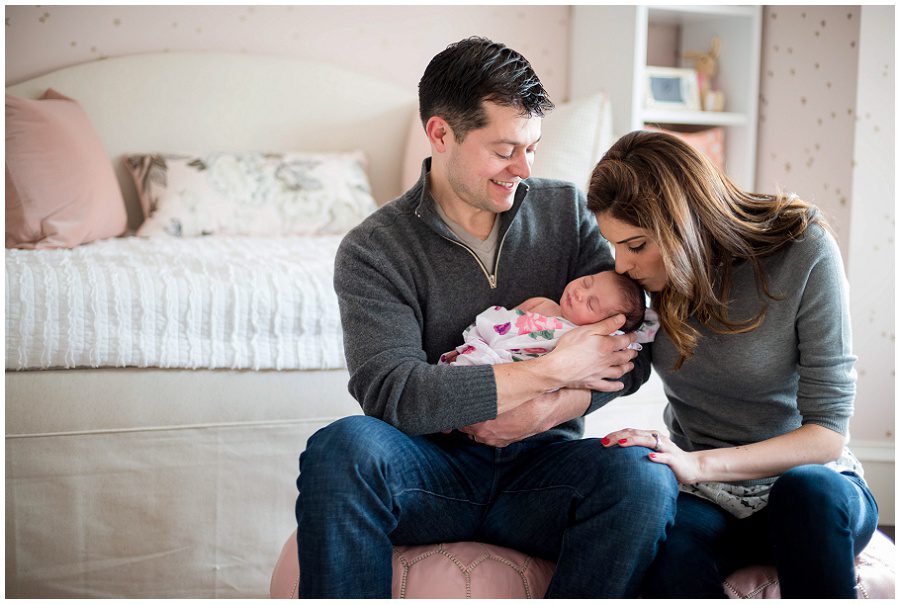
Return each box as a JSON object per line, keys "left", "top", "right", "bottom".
{"left": 587, "top": 130, "right": 878, "bottom": 598}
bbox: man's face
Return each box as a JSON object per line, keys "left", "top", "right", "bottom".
{"left": 443, "top": 102, "right": 542, "bottom": 214}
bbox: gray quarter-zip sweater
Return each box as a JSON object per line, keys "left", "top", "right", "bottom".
{"left": 333, "top": 159, "right": 651, "bottom": 438}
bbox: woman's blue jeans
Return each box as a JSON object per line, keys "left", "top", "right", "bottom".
{"left": 642, "top": 465, "right": 879, "bottom": 598}
{"left": 296, "top": 415, "right": 679, "bottom": 598}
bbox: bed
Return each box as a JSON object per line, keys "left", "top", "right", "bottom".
{"left": 6, "top": 51, "right": 625, "bottom": 597}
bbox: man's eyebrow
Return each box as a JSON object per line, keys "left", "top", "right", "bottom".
{"left": 491, "top": 135, "right": 543, "bottom": 146}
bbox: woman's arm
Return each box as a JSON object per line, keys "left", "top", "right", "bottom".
{"left": 603, "top": 423, "right": 846, "bottom": 484}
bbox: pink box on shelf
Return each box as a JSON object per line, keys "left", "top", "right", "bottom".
{"left": 645, "top": 124, "right": 726, "bottom": 172}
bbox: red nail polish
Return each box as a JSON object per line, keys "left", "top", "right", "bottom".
{"left": 618, "top": 438, "right": 627, "bottom": 444}
{"left": 649, "top": 453, "right": 657, "bottom": 459}
{"left": 601, "top": 437, "right": 610, "bottom": 445}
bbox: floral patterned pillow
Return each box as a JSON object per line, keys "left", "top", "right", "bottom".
{"left": 125, "top": 151, "right": 377, "bottom": 237}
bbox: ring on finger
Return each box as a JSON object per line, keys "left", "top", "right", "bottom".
{"left": 651, "top": 432, "right": 660, "bottom": 451}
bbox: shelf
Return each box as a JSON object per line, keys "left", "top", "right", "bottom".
{"left": 641, "top": 109, "right": 748, "bottom": 127}
{"left": 569, "top": 5, "right": 761, "bottom": 189}
{"left": 647, "top": 5, "right": 759, "bottom": 23}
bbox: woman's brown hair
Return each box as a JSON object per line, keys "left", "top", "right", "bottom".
{"left": 587, "top": 130, "right": 825, "bottom": 369}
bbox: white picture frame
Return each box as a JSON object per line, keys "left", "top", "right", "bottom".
{"left": 644, "top": 66, "right": 701, "bottom": 111}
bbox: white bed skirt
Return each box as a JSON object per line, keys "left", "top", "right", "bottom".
{"left": 6, "top": 367, "right": 361, "bottom": 598}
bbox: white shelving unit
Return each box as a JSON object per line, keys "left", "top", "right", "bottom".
{"left": 570, "top": 5, "right": 762, "bottom": 190}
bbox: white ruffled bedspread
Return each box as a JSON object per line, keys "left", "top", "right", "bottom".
{"left": 6, "top": 236, "right": 347, "bottom": 370}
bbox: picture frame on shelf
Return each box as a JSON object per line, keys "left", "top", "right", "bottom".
{"left": 644, "top": 66, "right": 701, "bottom": 111}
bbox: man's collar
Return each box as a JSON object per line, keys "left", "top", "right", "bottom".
{"left": 414, "top": 157, "right": 530, "bottom": 229}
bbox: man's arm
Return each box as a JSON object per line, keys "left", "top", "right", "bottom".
{"left": 462, "top": 326, "right": 646, "bottom": 447}
{"left": 460, "top": 388, "right": 591, "bottom": 447}
{"left": 491, "top": 314, "right": 639, "bottom": 415}
{"left": 335, "top": 233, "right": 500, "bottom": 435}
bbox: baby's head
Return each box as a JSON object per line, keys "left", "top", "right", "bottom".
{"left": 559, "top": 270, "right": 646, "bottom": 330}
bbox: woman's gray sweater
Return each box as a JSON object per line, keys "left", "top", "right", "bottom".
{"left": 653, "top": 224, "right": 856, "bottom": 452}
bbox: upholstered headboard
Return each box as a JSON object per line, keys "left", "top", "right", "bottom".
{"left": 6, "top": 52, "right": 416, "bottom": 229}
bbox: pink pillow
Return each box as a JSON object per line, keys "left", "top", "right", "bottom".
{"left": 645, "top": 124, "right": 726, "bottom": 172}
{"left": 5, "top": 89, "right": 126, "bottom": 249}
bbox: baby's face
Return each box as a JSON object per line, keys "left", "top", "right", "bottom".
{"left": 559, "top": 272, "right": 627, "bottom": 326}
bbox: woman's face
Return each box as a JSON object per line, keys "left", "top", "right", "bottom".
{"left": 596, "top": 212, "right": 668, "bottom": 292}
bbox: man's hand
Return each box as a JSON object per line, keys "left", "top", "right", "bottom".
{"left": 492, "top": 314, "right": 639, "bottom": 416}
{"left": 460, "top": 388, "right": 591, "bottom": 447}
{"left": 549, "top": 314, "right": 638, "bottom": 392}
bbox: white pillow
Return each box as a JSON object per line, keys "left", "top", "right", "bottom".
{"left": 400, "top": 92, "right": 614, "bottom": 193}
{"left": 125, "top": 151, "right": 377, "bottom": 237}
{"left": 532, "top": 92, "right": 613, "bottom": 191}
{"left": 401, "top": 111, "right": 429, "bottom": 193}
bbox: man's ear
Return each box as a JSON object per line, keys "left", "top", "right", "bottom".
{"left": 425, "top": 116, "right": 454, "bottom": 153}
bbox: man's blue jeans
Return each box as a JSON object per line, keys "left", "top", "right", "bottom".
{"left": 642, "top": 465, "right": 879, "bottom": 598}
{"left": 296, "top": 415, "right": 679, "bottom": 598}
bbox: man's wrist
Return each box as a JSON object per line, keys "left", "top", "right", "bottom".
{"left": 494, "top": 355, "right": 564, "bottom": 415}
{"left": 548, "top": 388, "right": 591, "bottom": 426}
{"left": 566, "top": 388, "right": 592, "bottom": 419}
{"left": 530, "top": 351, "right": 567, "bottom": 391}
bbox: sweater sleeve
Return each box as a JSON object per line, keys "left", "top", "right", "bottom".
{"left": 334, "top": 231, "right": 498, "bottom": 436}
{"left": 569, "top": 187, "right": 652, "bottom": 415}
{"left": 795, "top": 229, "right": 857, "bottom": 435}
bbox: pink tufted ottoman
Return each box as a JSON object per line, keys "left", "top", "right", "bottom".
{"left": 270, "top": 529, "right": 895, "bottom": 598}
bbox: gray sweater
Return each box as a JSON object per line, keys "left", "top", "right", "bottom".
{"left": 333, "top": 160, "right": 651, "bottom": 438}
{"left": 654, "top": 224, "right": 856, "bottom": 453}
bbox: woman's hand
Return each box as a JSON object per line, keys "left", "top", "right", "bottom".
{"left": 603, "top": 424, "right": 847, "bottom": 484}
{"left": 602, "top": 427, "right": 703, "bottom": 484}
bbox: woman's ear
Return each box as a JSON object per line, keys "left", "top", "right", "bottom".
{"left": 425, "top": 116, "right": 453, "bottom": 153}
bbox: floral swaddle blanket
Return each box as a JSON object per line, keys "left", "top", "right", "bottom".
{"left": 439, "top": 306, "right": 659, "bottom": 366}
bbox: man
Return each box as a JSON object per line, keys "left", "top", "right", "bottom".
{"left": 296, "top": 37, "right": 677, "bottom": 598}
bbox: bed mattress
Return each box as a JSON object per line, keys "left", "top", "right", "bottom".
{"left": 5, "top": 235, "right": 346, "bottom": 370}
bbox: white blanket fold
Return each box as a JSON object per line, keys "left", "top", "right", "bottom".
{"left": 6, "top": 236, "right": 347, "bottom": 370}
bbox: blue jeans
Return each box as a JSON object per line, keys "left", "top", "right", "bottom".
{"left": 296, "top": 415, "right": 679, "bottom": 598}
{"left": 642, "top": 465, "right": 879, "bottom": 598}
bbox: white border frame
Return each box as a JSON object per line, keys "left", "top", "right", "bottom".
{"left": 644, "top": 66, "right": 701, "bottom": 111}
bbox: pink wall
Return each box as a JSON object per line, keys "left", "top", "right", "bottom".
{"left": 756, "top": 6, "right": 861, "bottom": 252}
{"left": 5, "top": 5, "right": 570, "bottom": 101}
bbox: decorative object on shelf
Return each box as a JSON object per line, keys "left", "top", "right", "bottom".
{"left": 683, "top": 36, "right": 726, "bottom": 112}
{"left": 644, "top": 66, "right": 701, "bottom": 111}
{"left": 645, "top": 124, "right": 726, "bottom": 171}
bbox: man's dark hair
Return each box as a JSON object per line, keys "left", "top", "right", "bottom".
{"left": 418, "top": 36, "right": 553, "bottom": 141}
{"left": 614, "top": 273, "right": 647, "bottom": 333}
